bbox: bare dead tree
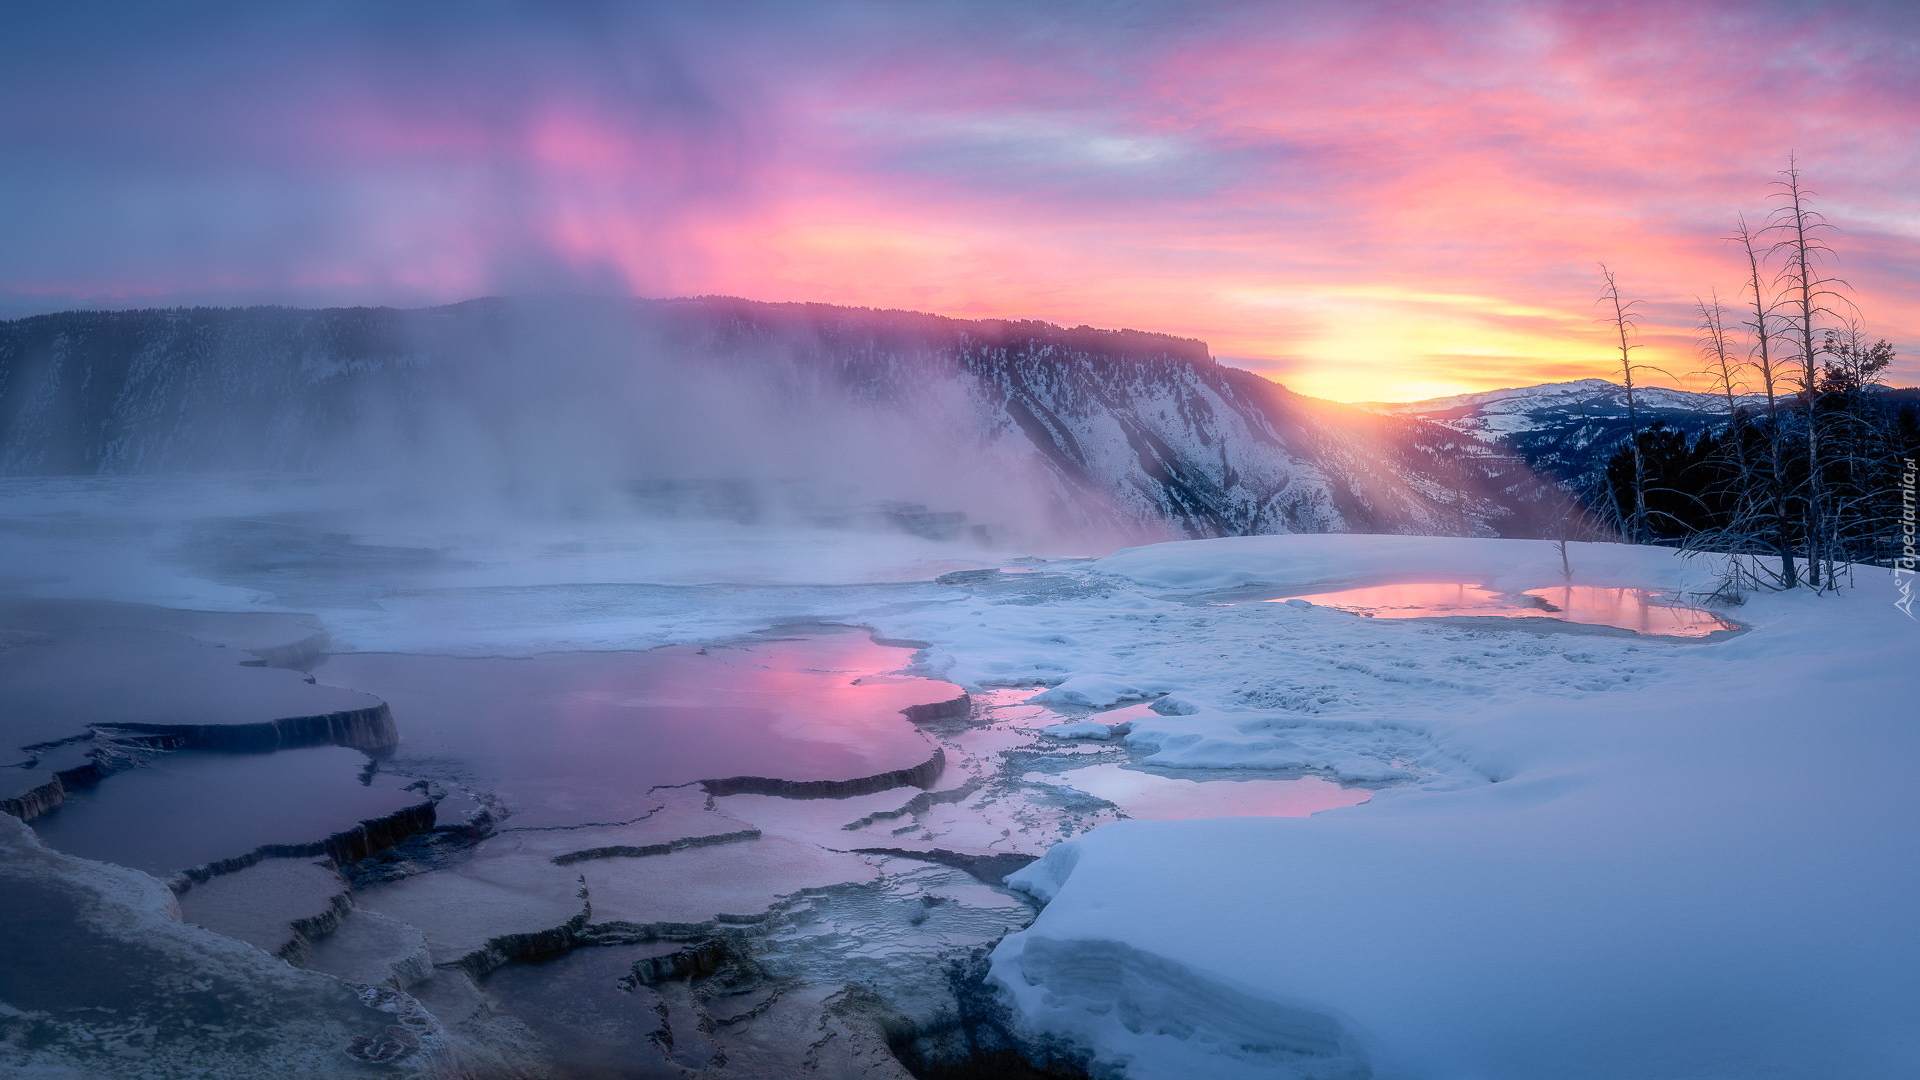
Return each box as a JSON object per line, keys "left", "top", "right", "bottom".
{"left": 1696, "top": 292, "right": 1745, "bottom": 417}
{"left": 1599, "top": 265, "right": 1648, "bottom": 540}
{"left": 1601, "top": 165, "right": 1911, "bottom": 595}
{"left": 1731, "top": 215, "right": 1797, "bottom": 587}
{"left": 1768, "top": 156, "right": 1850, "bottom": 588}
{"left": 1677, "top": 289, "right": 1789, "bottom": 592}
{"left": 1695, "top": 289, "right": 1754, "bottom": 520}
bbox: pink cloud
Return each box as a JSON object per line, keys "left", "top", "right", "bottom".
{"left": 4, "top": 1, "right": 1916, "bottom": 400}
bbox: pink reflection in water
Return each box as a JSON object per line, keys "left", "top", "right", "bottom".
{"left": 1520, "top": 585, "right": 1734, "bottom": 638}
{"left": 1045, "top": 764, "right": 1371, "bottom": 820}
{"left": 1266, "top": 582, "right": 1734, "bottom": 637}
{"left": 318, "top": 630, "right": 957, "bottom": 828}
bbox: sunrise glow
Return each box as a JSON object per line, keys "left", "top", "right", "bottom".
{"left": 2, "top": 1, "right": 1915, "bottom": 400}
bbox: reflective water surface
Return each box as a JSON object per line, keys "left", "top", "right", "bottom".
{"left": 29, "top": 746, "right": 421, "bottom": 874}
{"left": 1034, "top": 763, "right": 1372, "bottom": 820}
{"left": 1263, "top": 582, "right": 1735, "bottom": 637}
{"left": 317, "top": 629, "right": 957, "bottom": 828}
{"left": 9, "top": 602, "right": 1394, "bottom": 1077}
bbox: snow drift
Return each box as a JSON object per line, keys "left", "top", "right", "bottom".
{"left": 953, "top": 537, "right": 1919, "bottom": 1080}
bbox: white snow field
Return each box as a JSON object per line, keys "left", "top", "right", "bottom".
{"left": 910, "top": 535, "right": 1918, "bottom": 1080}
{"left": 5, "top": 477, "right": 1913, "bottom": 1079}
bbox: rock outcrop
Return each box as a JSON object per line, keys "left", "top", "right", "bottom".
{"left": 702, "top": 746, "right": 947, "bottom": 799}
{"left": 107, "top": 702, "right": 398, "bottom": 753}
{"left": 170, "top": 798, "right": 438, "bottom": 889}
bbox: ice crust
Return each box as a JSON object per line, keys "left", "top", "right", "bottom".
{"left": 0, "top": 813, "right": 460, "bottom": 1078}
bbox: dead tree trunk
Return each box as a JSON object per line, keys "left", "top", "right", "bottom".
{"left": 1770, "top": 158, "right": 1842, "bottom": 588}
{"left": 1734, "top": 216, "right": 1796, "bottom": 587}
{"left": 1601, "top": 265, "right": 1647, "bottom": 541}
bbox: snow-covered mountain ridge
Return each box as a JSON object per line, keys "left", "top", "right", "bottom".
{"left": 1358, "top": 377, "right": 1757, "bottom": 482}
{"left": 1369, "top": 377, "right": 1748, "bottom": 415}
{"left": 1363, "top": 377, "right": 1754, "bottom": 435}
{"left": 0, "top": 297, "right": 1571, "bottom": 541}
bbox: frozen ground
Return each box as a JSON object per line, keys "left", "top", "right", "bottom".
{"left": 960, "top": 537, "right": 1920, "bottom": 1080}
{"left": 4, "top": 477, "right": 1913, "bottom": 1078}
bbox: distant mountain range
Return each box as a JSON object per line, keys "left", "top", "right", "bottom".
{"left": 1358, "top": 378, "right": 1754, "bottom": 485}
{"left": 1363, "top": 377, "right": 1919, "bottom": 490}
{"left": 0, "top": 297, "right": 1630, "bottom": 543}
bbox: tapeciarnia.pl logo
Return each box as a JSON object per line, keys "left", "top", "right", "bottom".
{"left": 1897, "top": 457, "right": 1916, "bottom": 620}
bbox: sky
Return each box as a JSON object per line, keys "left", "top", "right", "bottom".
{"left": 1, "top": 0, "right": 1916, "bottom": 401}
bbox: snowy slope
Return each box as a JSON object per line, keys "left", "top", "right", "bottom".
{"left": 847, "top": 535, "right": 1918, "bottom": 1080}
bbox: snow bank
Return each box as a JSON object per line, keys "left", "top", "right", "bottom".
{"left": 1032, "top": 673, "right": 1163, "bottom": 708}
{"left": 975, "top": 537, "right": 1919, "bottom": 1079}
{"left": 991, "top": 932, "right": 1372, "bottom": 1080}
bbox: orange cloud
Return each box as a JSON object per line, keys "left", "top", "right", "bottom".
{"left": 5, "top": 2, "right": 1916, "bottom": 400}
